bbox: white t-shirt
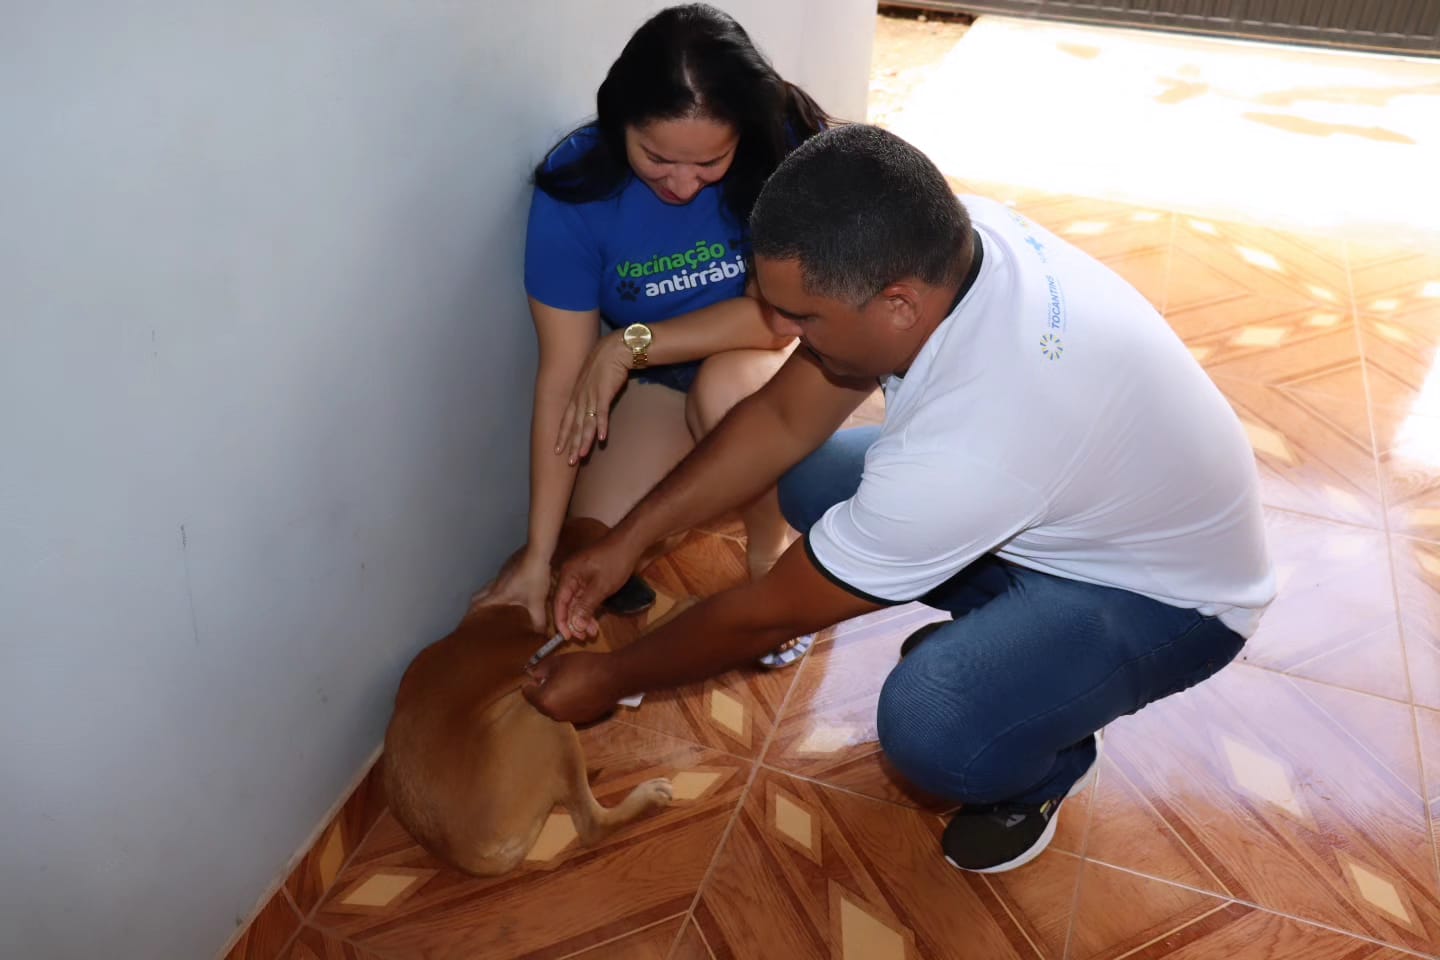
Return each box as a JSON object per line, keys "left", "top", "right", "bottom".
{"left": 808, "top": 196, "right": 1276, "bottom": 637}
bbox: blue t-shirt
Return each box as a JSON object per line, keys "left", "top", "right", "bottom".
{"left": 524, "top": 127, "right": 751, "bottom": 329}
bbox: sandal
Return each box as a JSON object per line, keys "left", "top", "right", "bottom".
{"left": 757, "top": 633, "right": 815, "bottom": 669}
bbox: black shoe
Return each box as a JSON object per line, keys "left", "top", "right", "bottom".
{"left": 899, "top": 619, "right": 951, "bottom": 659}
{"left": 941, "top": 734, "right": 1102, "bottom": 873}
{"left": 602, "top": 575, "right": 656, "bottom": 616}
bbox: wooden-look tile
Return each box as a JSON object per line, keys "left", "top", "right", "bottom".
{"left": 1351, "top": 244, "right": 1440, "bottom": 417}
{"left": 695, "top": 768, "right": 1080, "bottom": 959}
{"left": 1071, "top": 884, "right": 1413, "bottom": 960}
{"left": 280, "top": 924, "right": 388, "bottom": 960}
{"left": 1167, "top": 296, "right": 1364, "bottom": 405}
{"left": 1373, "top": 406, "right": 1440, "bottom": 544}
{"left": 287, "top": 760, "right": 389, "bottom": 918}
{"left": 1359, "top": 314, "right": 1440, "bottom": 419}
{"left": 1085, "top": 665, "right": 1440, "bottom": 952}
{"left": 1165, "top": 219, "right": 1350, "bottom": 315}
{"left": 1067, "top": 861, "right": 1226, "bottom": 960}
{"left": 558, "top": 916, "right": 685, "bottom": 960}
{"left": 1393, "top": 537, "right": 1440, "bottom": 710}
{"left": 672, "top": 921, "right": 716, "bottom": 960}
{"left": 584, "top": 532, "right": 808, "bottom": 759}
{"left": 226, "top": 885, "right": 302, "bottom": 960}
{"left": 308, "top": 723, "right": 747, "bottom": 960}
{"left": 762, "top": 604, "right": 953, "bottom": 811}
{"left": 1212, "top": 376, "right": 1382, "bottom": 527}
{"left": 1241, "top": 510, "right": 1407, "bottom": 702}
{"left": 1415, "top": 706, "right": 1440, "bottom": 851}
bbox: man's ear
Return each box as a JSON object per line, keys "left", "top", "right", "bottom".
{"left": 877, "top": 281, "right": 923, "bottom": 332}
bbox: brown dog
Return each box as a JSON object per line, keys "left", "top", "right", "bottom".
{"left": 381, "top": 518, "right": 675, "bottom": 876}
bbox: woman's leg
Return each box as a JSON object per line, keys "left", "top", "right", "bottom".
{"left": 569, "top": 381, "right": 694, "bottom": 528}
{"left": 687, "top": 345, "right": 814, "bottom": 665}
{"left": 685, "top": 346, "right": 796, "bottom": 579}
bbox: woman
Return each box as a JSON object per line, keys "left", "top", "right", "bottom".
{"left": 473, "top": 4, "right": 830, "bottom": 667}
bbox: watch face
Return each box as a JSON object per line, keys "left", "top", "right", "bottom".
{"left": 623, "top": 324, "right": 652, "bottom": 349}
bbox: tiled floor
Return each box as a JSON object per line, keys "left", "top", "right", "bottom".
{"left": 230, "top": 16, "right": 1440, "bottom": 960}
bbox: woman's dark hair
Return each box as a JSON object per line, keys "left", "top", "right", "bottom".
{"left": 533, "top": 4, "right": 831, "bottom": 226}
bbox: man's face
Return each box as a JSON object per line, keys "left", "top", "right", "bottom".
{"left": 754, "top": 256, "right": 899, "bottom": 380}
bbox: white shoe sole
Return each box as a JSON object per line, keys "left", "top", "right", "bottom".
{"left": 945, "top": 729, "right": 1105, "bottom": 875}
{"left": 757, "top": 633, "right": 814, "bottom": 669}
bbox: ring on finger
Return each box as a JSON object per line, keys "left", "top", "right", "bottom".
{"left": 585, "top": 409, "right": 597, "bottom": 418}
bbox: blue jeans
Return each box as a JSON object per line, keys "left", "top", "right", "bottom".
{"left": 779, "top": 427, "right": 1246, "bottom": 806}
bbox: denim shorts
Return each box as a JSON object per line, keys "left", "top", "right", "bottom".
{"left": 631, "top": 360, "right": 700, "bottom": 394}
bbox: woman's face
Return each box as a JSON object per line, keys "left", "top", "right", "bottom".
{"left": 624, "top": 116, "right": 739, "bottom": 205}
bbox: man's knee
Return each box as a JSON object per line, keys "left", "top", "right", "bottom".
{"left": 776, "top": 464, "right": 821, "bottom": 532}
{"left": 776, "top": 427, "right": 879, "bottom": 533}
{"left": 869, "top": 653, "right": 1019, "bottom": 805}
{"left": 876, "top": 655, "right": 984, "bottom": 796}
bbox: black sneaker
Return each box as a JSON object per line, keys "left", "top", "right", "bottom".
{"left": 941, "top": 733, "right": 1102, "bottom": 874}
{"left": 602, "top": 575, "right": 656, "bottom": 616}
{"left": 899, "top": 619, "right": 951, "bottom": 659}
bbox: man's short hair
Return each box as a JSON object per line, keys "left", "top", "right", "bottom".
{"left": 749, "top": 124, "right": 972, "bottom": 305}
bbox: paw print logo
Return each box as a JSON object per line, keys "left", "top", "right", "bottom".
{"left": 1039, "top": 333, "right": 1064, "bottom": 360}
{"left": 616, "top": 279, "right": 641, "bottom": 302}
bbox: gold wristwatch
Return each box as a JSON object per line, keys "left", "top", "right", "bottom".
{"left": 622, "top": 323, "right": 653, "bottom": 369}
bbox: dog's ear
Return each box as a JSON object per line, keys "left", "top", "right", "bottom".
{"left": 552, "top": 516, "right": 612, "bottom": 568}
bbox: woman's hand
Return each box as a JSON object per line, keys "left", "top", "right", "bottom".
{"left": 468, "top": 547, "right": 552, "bottom": 632}
{"left": 555, "top": 332, "right": 632, "bottom": 465}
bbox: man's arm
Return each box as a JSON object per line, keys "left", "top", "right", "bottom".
{"left": 553, "top": 347, "right": 874, "bottom": 639}
{"left": 621, "top": 347, "right": 871, "bottom": 551}
{"left": 524, "top": 534, "right": 885, "bottom": 723}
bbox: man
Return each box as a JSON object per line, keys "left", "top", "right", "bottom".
{"left": 523, "top": 124, "right": 1275, "bottom": 874}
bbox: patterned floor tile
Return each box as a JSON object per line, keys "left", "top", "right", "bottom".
{"left": 1166, "top": 219, "right": 1350, "bottom": 315}
{"left": 694, "top": 768, "right": 1080, "bottom": 959}
{"left": 591, "top": 533, "right": 806, "bottom": 759}
{"left": 226, "top": 885, "right": 303, "bottom": 960}
{"left": 762, "top": 603, "right": 952, "bottom": 812}
{"left": 672, "top": 921, "right": 717, "bottom": 960}
{"left": 1070, "top": 872, "right": 1414, "bottom": 960}
{"left": 1085, "top": 664, "right": 1440, "bottom": 952}
{"left": 288, "top": 760, "right": 389, "bottom": 918}
{"left": 1351, "top": 244, "right": 1440, "bottom": 419}
{"left": 1067, "top": 861, "right": 1227, "bottom": 960}
{"left": 1241, "top": 509, "right": 1407, "bottom": 702}
{"left": 1359, "top": 314, "right": 1440, "bottom": 420}
{"left": 1212, "top": 376, "right": 1382, "bottom": 527}
{"left": 308, "top": 723, "right": 749, "bottom": 960}
{"left": 1393, "top": 537, "right": 1440, "bottom": 710}
{"left": 557, "top": 916, "right": 686, "bottom": 960}
{"left": 1416, "top": 707, "right": 1440, "bottom": 862}
{"left": 1167, "top": 296, "right": 1364, "bottom": 404}
{"left": 281, "top": 925, "right": 389, "bottom": 960}
{"left": 1374, "top": 406, "right": 1440, "bottom": 544}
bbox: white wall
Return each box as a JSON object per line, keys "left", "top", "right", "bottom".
{"left": 0, "top": 2, "right": 872, "bottom": 958}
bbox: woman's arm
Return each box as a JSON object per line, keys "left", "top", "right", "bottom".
{"left": 469, "top": 298, "right": 597, "bottom": 628}
{"left": 525, "top": 299, "right": 602, "bottom": 563}
{"left": 605, "top": 282, "right": 790, "bottom": 368}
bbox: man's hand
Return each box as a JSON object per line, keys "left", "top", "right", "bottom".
{"left": 522, "top": 652, "right": 623, "bottom": 724}
{"left": 553, "top": 533, "right": 641, "bottom": 640}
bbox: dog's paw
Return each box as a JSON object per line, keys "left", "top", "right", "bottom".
{"left": 638, "top": 777, "right": 673, "bottom": 807}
